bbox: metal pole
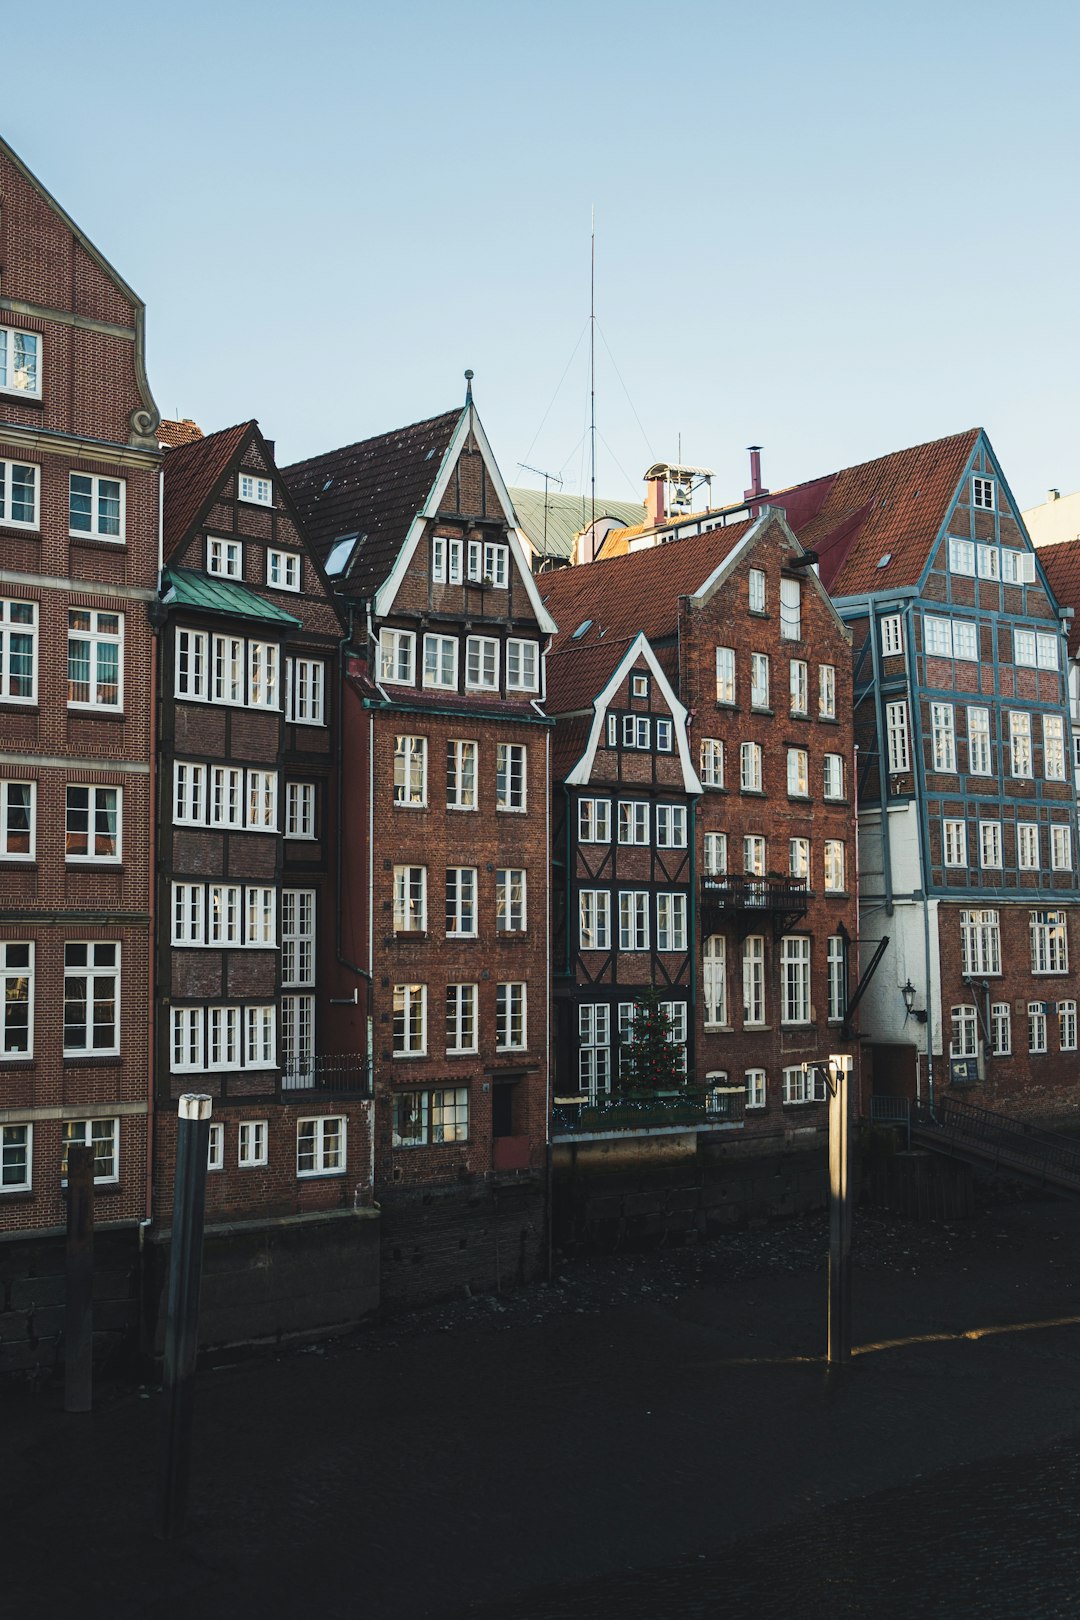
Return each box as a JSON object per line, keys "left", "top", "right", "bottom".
{"left": 827, "top": 1054, "right": 853, "bottom": 1365}
{"left": 64, "top": 1145, "right": 95, "bottom": 1413}
{"left": 158, "top": 1093, "right": 212, "bottom": 1540}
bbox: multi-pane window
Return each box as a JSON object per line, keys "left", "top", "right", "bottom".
{"left": 238, "top": 1120, "right": 269, "bottom": 1167}
{"left": 206, "top": 633, "right": 240, "bottom": 704}
{"left": 1044, "top": 716, "right": 1067, "bottom": 781}
{"left": 423, "top": 634, "right": 458, "bottom": 689}
{"left": 977, "top": 544, "right": 1001, "bottom": 581}
{"left": 990, "top": 1002, "right": 1011, "bottom": 1056}
{"left": 618, "top": 891, "right": 649, "bottom": 951}
{"left": 172, "top": 885, "right": 206, "bottom": 946}
{"left": 1, "top": 1123, "right": 31, "bottom": 1190}
{"left": 467, "top": 540, "right": 509, "bottom": 587}
{"left": 578, "top": 797, "right": 611, "bottom": 843}
{"left": 967, "top": 707, "right": 992, "bottom": 775}
{"left": 703, "top": 935, "right": 727, "bottom": 1026}
{"left": 931, "top": 704, "right": 956, "bottom": 772}
{"left": 703, "top": 832, "right": 727, "bottom": 875}
{"left": 506, "top": 639, "right": 539, "bottom": 691}
{"left": 789, "top": 837, "right": 810, "bottom": 881}
{"left": 0, "top": 781, "right": 34, "bottom": 858}
{"left": 742, "top": 936, "right": 765, "bottom": 1025}
{"left": 297, "top": 1116, "right": 346, "bottom": 1177}
{"left": 779, "top": 576, "right": 801, "bottom": 639}
{"left": 286, "top": 781, "right": 316, "bottom": 838}
{"left": 960, "top": 909, "right": 1000, "bottom": 975}
{"left": 63, "top": 943, "right": 119, "bottom": 1055}
{"left": 783, "top": 1066, "right": 825, "bottom": 1105}
{"left": 238, "top": 472, "right": 272, "bottom": 505}
{"left": 207, "top": 885, "right": 241, "bottom": 946}
{"left": 61, "top": 1119, "right": 118, "bottom": 1184}
{"left": 267, "top": 549, "right": 300, "bottom": 591}
{"left": 393, "top": 983, "right": 426, "bottom": 1055}
{"left": 1029, "top": 1002, "right": 1048, "bottom": 1055}
{"left": 0, "top": 943, "right": 32, "bottom": 1057}
{"left": 247, "top": 770, "right": 278, "bottom": 830}
{"left": 0, "top": 459, "right": 38, "bottom": 528}
{"left": 445, "top": 868, "right": 477, "bottom": 936}
{"left": 1051, "top": 824, "right": 1072, "bottom": 871}
{"left": 972, "top": 476, "right": 995, "bottom": 510}
{"left": 579, "top": 889, "right": 611, "bottom": 951}
{"left": 173, "top": 761, "right": 207, "bottom": 825}
{"left": 786, "top": 748, "right": 808, "bottom": 797}
{"left": 281, "top": 994, "right": 315, "bottom": 1076}
{"left": 700, "top": 738, "right": 724, "bottom": 788}
{"left": 69, "top": 474, "right": 124, "bottom": 541}
{"left": 1059, "top": 1001, "right": 1078, "bottom": 1052}
{"left": 656, "top": 893, "right": 687, "bottom": 952}
{"left": 750, "top": 652, "right": 770, "bottom": 709}
{"left": 393, "top": 866, "right": 427, "bottom": 932}
{"left": 780, "top": 936, "right": 811, "bottom": 1024}
{"left": 655, "top": 804, "right": 687, "bottom": 848}
{"left": 394, "top": 735, "right": 427, "bottom": 806}
{"left": 1001, "top": 549, "right": 1037, "bottom": 584}
{"left": 748, "top": 568, "right": 766, "bottom": 613}
{"left": 1017, "top": 823, "right": 1040, "bottom": 870}
{"left": 827, "top": 935, "right": 846, "bottom": 1022}
{"left": 65, "top": 786, "right": 120, "bottom": 861}
{"left": 1008, "top": 711, "right": 1032, "bottom": 778}
{"left": 660, "top": 1000, "right": 688, "bottom": 1076}
{"left": 823, "top": 753, "right": 845, "bottom": 800}
{"left": 622, "top": 714, "right": 651, "bottom": 749}
{"left": 789, "top": 660, "right": 808, "bottom": 715}
{"left": 948, "top": 540, "right": 975, "bottom": 576}
{"left": 246, "top": 888, "right": 276, "bottom": 946}
{"left": 465, "top": 635, "right": 498, "bottom": 690}
{"left": 618, "top": 800, "right": 649, "bottom": 846}
{"left": 432, "top": 535, "right": 463, "bottom": 584}
{"left": 745, "top": 1069, "right": 766, "bottom": 1109}
{"left": 282, "top": 890, "right": 315, "bottom": 985}
{"left": 247, "top": 641, "right": 279, "bottom": 709}
{"left": 174, "top": 763, "right": 276, "bottom": 830}
{"left": 824, "top": 841, "right": 846, "bottom": 892}
{"left": 655, "top": 719, "right": 673, "bottom": 751}
{"left": 496, "top": 868, "right": 527, "bottom": 932}
{"left": 881, "top": 614, "right": 903, "bottom": 655}
{"left": 496, "top": 743, "right": 526, "bottom": 811}
{"left": 206, "top": 536, "right": 241, "bottom": 577}
{"left": 740, "top": 742, "right": 763, "bottom": 792}
{"left": 0, "top": 599, "right": 36, "bottom": 703}
{"left": 819, "top": 664, "right": 836, "bottom": 719}
{"left": 446, "top": 983, "right": 478, "bottom": 1054}
{"left": 716, "top": 646, "right": 736, "bottom": 704}
{"left": 943, "top": 819, "right": 968, "bottom": 868}
{"left": 175, "top": 1005, "right": 274, "bottom": 1072}
{"left": 287, "top": 658, "right": 324, "bottom": 724}
{"left": 979, "top": 821, "right": 1002, "bottom": 869}
{"left": 393, "top": 1088, "right": 469, "bottom": 1146}
{"left": 67, "top": 609, "right": 122, "bottom": 709}
{"left": 446, "top": 739, "right": 477, "bottom": 809}
{"left": 0, "top": 327, "right": 40, "bottom": 396}
{"left": 380, "top": 628, "right": 415, "bottom": 685}
{"left": 925, "top": 616, "right": 978, "bottom": 661}
{"left": 496, "top": 982, "right": 527, "bottom": 1050}
{"left": 885, "top": 701, "right": 910, "bottom": 772}
{"left": 578, "top": 1004, "right": 611, "bottom": 1098}
{"left": 743, "top": 835, "right": 766, "bottom": 878}
{"left": 1030, "top": 910, "right": 1069, "bottom": 974}
{"left": 950, "top": 1005, "right": 978, "bottom": 1058}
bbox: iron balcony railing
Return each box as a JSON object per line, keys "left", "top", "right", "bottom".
{"left": 701, "top": 874, "right": 810, "bottom": 938}
{"left": 279, "top": 1052, "right": 372, "bottom": 1098}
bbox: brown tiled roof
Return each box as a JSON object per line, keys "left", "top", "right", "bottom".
{"left": 545, "top": 635, "right": 638, "bottom": 715}
{"left": 1037, "top": 537, "right": 1080, "bottom": 659}
{"left": 282, "top": 409, "right": 461, "bottom": 601}
{"left": 540, "top": 521, "right": 753, "bottom": 657}
{"left": 769, "top": 429, "right": 980, "bottom": 596}
{"left": 552, "top": 716, "right": 592, "bottom": 780}
{"left": 161, "top": 421, "right": 254, "bottom": 559}
{"left": 158, "top": 418, "right": 204, "bottom": 449}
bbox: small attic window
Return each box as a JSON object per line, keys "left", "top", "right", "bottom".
{"left": 877, "top": 553, "right": 892, "bottom": 569}
{"left": 425, "top": 447, "right": 437, "bottom": 461}
{"left": 325, "top": 534, "right": 358, "bottom": 576}
{"left": 322, "top": 477, "right": 335, "bottom": 492}
{"left": 571, "top": 619, "right": 593, "bottom": 641}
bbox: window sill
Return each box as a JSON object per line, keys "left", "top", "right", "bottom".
{"left": 715, "top": 700, "right": 739, "bottom": 712}
{"left": 823, "top": 797, "right": 850, "bottom": 807}
{"left": 391, "top": 1052, "right": 428, "bottom": 1061}
{"left": 789, "top": 712, "right": 811, "bottom": 723}
{"left": 703, "top": 1023, "right": 733, "bottom": 1033}
{"left": 69, "top": 534, "right": 127, "bottom": 553}
{"left": 0, "top": 389, "right": 43, "bottom": 408}
{"left": 751, "top": 706, "right": 774, "bottom": 718}
{"left": 0, "top": 857, "right": 36, "bottom": 867}
{"left": 496, "top": 807, "right": 528, "bottom": 815}
{"left": 0, "top": 701, "right": 38, "bottom": 715}
{"left": 701, "top": 783, "right": 727, "bottom": 793}
{"left": 393, "top": 930, "right": 429, "bottom": 940}
{"left": 0, "top": 1188, "right": 33, "bottom": 1201}
{"left": 392, "top": 803, "right": 429, "bottom": 811}
{"left": 741, "top": 789, "right": 767, "bottom": 798}
{"left": 67, "top": 709, "right": 126, "bottom": 723}
{"left": 0, "top": 524, "right": 40, "bottom": 541}
{"left": 787, "top": 793, "right": 811, "bottom": 802}
{"left": 296, "top": 1170, "right": 347, "bottom": 1181}
{"left": 0, "top": 1057, "right": 35, "bottom": 1070}
{"left": 66, "top": 860, "right": 123, "bottom": 870}
{"left": 63, "top": 1054, "right": 122, "bottom": 1067}
{"left": 817, "top": 715, "right": 840, "bottom": 725}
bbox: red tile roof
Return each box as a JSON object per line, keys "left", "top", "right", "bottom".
{"left": 161, "top": 421, "right": 254, "bottom": 559}
{"left": 283, "top": 409, "right": 461, "bottom": 601}
{"left": 1036, "top": 537, "right": 1080, "bottom": 659}
{"left": 545, "top": 636, "right": 639, "bottom": 715}
{"left": 158, "top": 418, "right": 204, "bottom": 449}
{"left": 553, "top": 715, "right": 592, "bottom": 780}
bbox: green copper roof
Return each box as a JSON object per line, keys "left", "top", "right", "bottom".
{"left": 161, "top": 567, "right": 302, "bottom": 627}
{"left": 508, "top": 487, "right": 646, "bottom": 564}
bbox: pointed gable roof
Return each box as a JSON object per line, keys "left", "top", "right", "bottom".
{"left": 546, "top": 635, "right": 639, "bottom": 715}
{"left": 161, "top": 420, "right": 254, "bottom": 558}
{"left": 1037, "top": 537, "right": 1080, "bottom": 659}
{"left": 282, "top": 409, "right": 461, "bottom": 601}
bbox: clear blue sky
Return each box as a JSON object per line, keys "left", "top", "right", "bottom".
{"left": 10, "top": 0, "right": 1080, "bottom": 509}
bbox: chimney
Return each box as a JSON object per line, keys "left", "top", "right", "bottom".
{"left": 743, "top": 445, "right": 768, "bottom": 503}
{"left": 1049, "top": 488, "right": 1061, "bottom": 502}
{"left": 645, "top": 472, "right": 666, "bottom": 528}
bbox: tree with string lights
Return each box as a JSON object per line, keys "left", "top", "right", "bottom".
{"left": 621, "top": 988, "right": 684, "bottom": 1094}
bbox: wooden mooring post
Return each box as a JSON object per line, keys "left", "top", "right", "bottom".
{"left": 64, "top": 1145, "right": 95, "bottom": 1413}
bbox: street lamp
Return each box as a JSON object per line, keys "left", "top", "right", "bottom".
{"left": 901, "top": 979, "right": 927, "bottom": 1024}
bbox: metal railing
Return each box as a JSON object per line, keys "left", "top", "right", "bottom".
{"left": 279, "top": 1052, "right": 372, "bottom": 1097}
{"left": 701, "top": 875, "right": 810, "bottom": 938}
{"left": 552, "top": 1087, "right": 746, "bottom": 1136}
{"left": 916, "top": 1095, "right": 1080, "bottom": 1189}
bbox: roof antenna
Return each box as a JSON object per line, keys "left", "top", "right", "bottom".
{"left": 590, "top": 206, "right": 596, "bottom": 537}
{"left": 519, "top": 462, "right": 564, "bottom": 570}
{"left": 464, "top": 369, "right": 474, "bottom": 406}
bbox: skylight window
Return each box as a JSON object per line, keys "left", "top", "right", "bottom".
{"left": 571, "top": 619, "right": 593, "bottom": 641}
{"left": 877, "top": 553, "right": 892, "bottom": 569}
{"left": 325, "top": 534, "right": 358, "bottom": 576}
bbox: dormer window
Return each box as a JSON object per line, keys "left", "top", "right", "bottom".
{"left": 238, "top": 472, "right": 273, "bottom": 507}
{"left": 972, "top": 476, "right": 995, "bottom": 510}
{"left": 0, "top": 328, "right": 40, "bottom": 398}
{"left": 207, "top": 537, "right": 242, "bottom": 579}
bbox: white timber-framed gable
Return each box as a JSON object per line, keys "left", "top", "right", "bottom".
{"left": 565, "top": 633, "right": 702, "bottom": 792}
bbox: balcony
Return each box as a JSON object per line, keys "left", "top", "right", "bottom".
{"left": 552, "top": 1087, "right": 745, "bottom": 1140}
{"left": 279, "top": 1052, "right": 372, "bottom": 1098}
{"left": 701, "top": 874, "right": 809, "bottom": 939}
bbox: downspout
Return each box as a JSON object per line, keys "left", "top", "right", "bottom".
{"left": 687, "top": 792, "right": 700, "bottom": 1084}
{"left": 145, "top": 464, "right": 164, "bottom": 1222}
{"left": 851, "top": 739, "right": 862, "bottom": 1119}
{"left": 335, "top": 601, "right": 371, "bottom": 985}
{"left": 903, "top": 598, "right": 936, "bottom": 1116}
{"left": 866, "top": 602, "right": 894, "bottom": 915}
{"left": 545, "top": 726, "right": 553, "bottom": 1281}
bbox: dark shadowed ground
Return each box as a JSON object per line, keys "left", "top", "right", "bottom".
{"left": 7, "top": 1190, "right": 1080, "bottom": 1618}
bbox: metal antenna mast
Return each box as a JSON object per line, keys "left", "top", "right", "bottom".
{"left": 518, "top": 461, "right": 564, "bottom": 570}
{"left": 590, "top": 205, "right": 597, "bottom": 537}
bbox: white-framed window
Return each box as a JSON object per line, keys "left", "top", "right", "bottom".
{"left": 703, "top": 832, "right": 727, "bottom": 876}
{"left": 578, "top": 797, "right": 611, "bottom": 843}
{"left": 655, "top": 719, "right": 673, "bottom": 752}
{"left": 1029, "top": 1002, "right": 1048, "bottom": 1055}
{"left": 380, "top": 628, "right": 415, "bottom": 685}
{"left": 779, "top": 576, "right": 801, "bottom": 640}
{"left": 1044, "top": 716, "right": 1067, "bottom": 781}
{"left": 171, "top": 1006, "right": 204, "bottom": 1070}
{"left": 967, "top": 707, "right": 992, "bottom": 776}
{"left": 506, "top": 639, "right": 539, "bottom": 692}
{"left": 925, "top": 616, "right": 977, "bottom": 661}
{"left": 393, "top": 1088, "right": 469, "bottom": 1146}
{"left": 655, "top": 804, "right": 687, "bottom": 848}
{"left": 1060, "top": 1001, "right": 1078, "bottom": 1052}
{"left": 742, "top": 935, "right": 765, "bottom": 1025}
{"left": 61, "top": 1118, "right": 118, "bottom": 1184}
{"left": 823, "top": 753, "right": 845, "bottom": 800}
{"left": 171, "top": 883, "right": 205, "bottom": 946}
{"left": 1001, "top": 549, "right": 1037, "bottom": 585}
{"left": 740, "top": 741, "right": 763, "bottom": 793}
{"left": 287, "top": 657, "right": 324, "bottom": 724}
{"left": 0, "top": 943, "right": 32, "bottom": 1057}
{"left": 1036, "top": 632, "right": 1059, "bottom": 671}
{"left": 950, "top": 1005, "right": 978, "bottom": 1059}
{"left": 1017, "top": 822, "right": 1040, "bottom": 870}
{"left": 819, "top": 664, "right": 836, "bottom": 719}
{"left": 716, "top": 646, "right": 736, "bottom": 704}
{"left": 618, "top": 891, "right": 649, "bottom": 951}
{"left": 247, "top": 769, "right": 278, "bottom": 830}
{"left": 394, "top": 735, "right": 427, "bottom": 807}
{"left": 579, "top": 889, "right": 611, "bottom": 951}
{"left": 446, "top": 739, "right": 477, "bottom": 810}
{"left": 745, "top": 1068, "right": 766, "bottom": 1110}
{"left": 623, "top": 714, "right": 651, "bottom": 749}
{"left": 0, "top": 780, "right": 34, "bottom": 859}
{"left": 789, "top": 659, "right": 808, "bottom": 716}
{"left": 751, "top": 652, "right": 770, "bottom": 710}
{"left": 1031, "top": 909, "right": 1069, "bottom": 974}
{"left": 286, "top": 780, "right": 316, "bottom": 839}
{"left": 931, "top": 703, "right": 956, "bottom": 772}
{"left": 703, "top": 935, "right": 727, "bottom": 1026}
{"left": 881, "top": 614, "right": 904, "bottom": 655}
{"left": 955, "top": 620, "right": 978, "bottom": 660}
{"left": 282, "top": 890, "right": 315, "bottom": 985}
{"left": 948, "top": 539, "right": 975, "bottom": 577}
{"left": 496, "top": 868, "right": 527, "bottom": 932}
{"left": 446, "top": 982, "right": 478, "bottom": 1055}
{"left": 206, "top": 536, "right": 242, "bottom": 578}
{"left": 281, "top": 993, "right": 315, "bottom": 1074}
{"left": 786, "top": 747, "right": 809, "bottom": 798}
{"left": 173, "top": 761, "right": 206, "bottom": 826}
{"left": 393, "top": 983, "right": 427, "bottom": 1055}
{"left": 446, "top": 867, "right": 477, "bottom": 937}
{"left": 744, "top": 834, "right": 766, "bottom": 877}
{"left": 393, "top": 865, "right": 427, "bottom": 933}
{"left": 248, "top": 641, "right": 279, "bottom": 709}
{"left": 943, "top": 819, "right": 968, "bottom": 868}
{"left": 977, "top": 544, "right": 1000, "bottom": 581}
{"left": 69, "top": 473, "right": 124, "bottom": 542}
{"left": 465, "top": 635, "right": 499, "bottom": 690}
{"left": 297, "top": 1116, "right": 346, "bottom": 1177}
{"left": 618, "top": 800, "right": 649, "bottom": 846}
{"left": 65, "top": 785, "right": 120, "bottom": 862}
{"left": 782, "top": 1065, "right": 824, "bottom": 1105}
{"left": 0, "top": 599, "right": 36, "bottom": 704}
{"left": 789, "top": 837, "right": 810, "bottom": 880}
{"left": 238, "top": 472, "right": 273, "bottom": 506}
{"left": 979, "top": 821, "right": 1002, "bottom": 869}
{"left": 578, "top": 1003, "right": 611, "bottom": 1098}
{"left": 211, "top": 634, "right": 243, "bottom": 704}
{"left": 207, "top": 1006, "right": 241, "bottom": 1070}
{"left": 749, "top": 568, "right": 766, "bottom": 613}
{"left": 466, "top": 540, "right": 509, "bottom": 587}
{"left": 267, "top": 549, "right": 301, "bottom": 592}
{"left": 657, "top": 892, "right": 687, "bottom": 952}
{"left": 68, "top": 609, "right": 122, "bottom": 710}
{"left": 208, "top": 885, "right": 242, "bottom": 946}
{"left": 496, "top": 982, "right": 527, "bottom": 1050}
{"left": 496, "top": 743, "right": 526, "bottom": 811}
{"left": 1008, "top": 711, "right": 1032, "bottom": 778}
{"left": 1, "top": 1123, "right": 32, "bottom": 1190}
{"left": 432, "top": 534, "right": 463, "bottom": 584}
{"left": 632, "top": 675, "right": 649, "bottom": 700}
{"left": 63, "top": 942, "right": 119, "bottom": 1055}
{"left": 700, "top": 738, "right": 724, "bottom": 789}
{"left": 659, "top": 1000, "right": 688, "bottom": 1076}
{"left": 1051, "top": 824, "right": 1072, "bottom": 871}
{"left": 824, "top": 841, "right": 846, "bottom": 892}
{"left": 422, "top": 633, "right": 458, "bottom": 690}
{"left": 0, "top": 327, "right": 40, "bottom": 398}
{"left": 961, "top": 909, "right": 1000, "bottom": 976}
{"left": 885, "top": 701, "right": 910, "bottom": 773}
{"left": 0, "top": 459, "right": 38, "bottom": 529}
{"left": 780, "top": 935, "right": 811, "bottom": 1025}
{"left": 239, "top": 1119, "right": 269, "bottom": 1167}
{"left": 990, "top": 1001, "right": 1011, "bottom": 1056}
{"left": 827, "top": 935, "right": 846, "bottom": 1022}
{"left": 972, "top": 476, "right": 995, "bottom": 510}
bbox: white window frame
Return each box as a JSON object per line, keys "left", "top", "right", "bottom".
{"left": 881, "top": 613, "right": 904, "bottom": 655}
{"left": 1029, "top": 1002, "right": 1048, "bottom": 1055}
{"left": 63, "top": 942, "right": 119, "bottom": 1056}
{"left": 786, "top": 747, "right": 809, "bottom": 798}
{"left": 779, "top": 576, "right": 801, "bottom": 640}
{"left": 1030, "top": 909, "right": 1069, "bottom": 974}
{"left": 423, "top": 633, "right": 458, "bottom": 690}
{"left": 979, "top": 821, "right": 1002, "bottom": 869}
{"left": 716, "top": 646, "right": 736, "bottom": 704}
{"left": 67, "top": 608, "right": 123, "bottom": 711}
{"left": 618, "top": 800, "right": 649, "bottom": 846}
{"left": 287, "top": 657, "right": 325, "bottom": 725}
{"left": 948, "top": 540, "right": 975, "bottom": 577}
{"left": 931, "top": 703, "right": 956, "bottom": 772}
{"left": 703, "top": 935, "right": 727, "bottom": 1027}
{"left": 943, "top": 819, "right": 967, "bottom": 868}
{"left": 208, "top": 1122, "right": 225, "bottom": 1172}
{"left": 655, "top": 804, "right": 687, "bottom": 849}
{"left": 1052, "top": 824, "right": 1073, "bottom": 871}
{"left": 967, "top": 707, "right": 992, "bottom": 776}
{"left": 1059, "top": 1001, "right": 1078, "bottom": 1053}
{"left": 578, "top": 1004, "right": 611, "bottom": 1099}
{"left": 780, "top": 935, "right": 811, "bottom": 1026}
{"left": 0, "top": 780, "right": 35, "bottom": 859}
{"left": 827, "top": 935, "right": 846, "bottom": 1023}
{"left": 700, "top": 738, "right": 724, "bottom": 789}
{"left": 823, "top": 753, "right": 845, "bottom": 800}
{"left": 990, "top": 1001, "right": 1011, "bottom": 1056}
{"left": 432, "top": 534, "right": 464, "bottom": 584}
{"left": 496, "top": 868, "right": 527, "bottom": 933}
{"left": 751, "top": 652, "right": 770, "bottom": 710}
{"left": 238, "top": 472, "right": 273, "bottom": 507}
{"left": 506, "top": 639, "right": 540, "bottom": 692}
{"left": 578, "top": 797, "right": 611, "bottom": 843}
{"left": 61, "top": 1118, "right": 118, "bottom": 1185}
{"left": 1044, "top": 715, "right": 1066, "bottom": 781}
{"left": 824, "top": 840, "right": 846, "bottom": 892}
{"left": 247, "top": 769, "right": 278, "bottom": 831}
{"left": 783, "top": 1065, "right": 824, "bottom": 1105}
{"left": 742, "top": 935, "right": 765, "bottom": 1026}
{"left": 1, "top": 1122, "right": 32, "bottom": 1190}
{"left": 0, "top": 459, "right": 39, "bottom": 530}
{"left": 885, "top": 700, "right": 910, "bottom": 773}
{"left": 789, "top": 659, "right": 808, "bottom": 716}
{"left": 446, "top": 867, "right": 478, "bottom": 938}
{"left": 446, "top": 739, "right": 477, "bottom": 810}
{"left": 748, "top": 569, "right": 766, "bottom": 613}
{"left": 394, "top": 735, "right": 428, "bottom": 808}
{"left": 744, "top": 834, "right": 766, "bottom": 877}
{"left": 818, "top": 664, "right": 836, "bottom": 719}
{"left": 0, "top": 327, "right": 41, "bottom": 399}
{"left": 789, "top": 837, "right": 810, "bottom": 881}
{"left": 239, "top": 1119, "right": 269, "bottom": 1168}
{"left": 950, "top": 1005, "right": 978, "bottom": 1059}
{"left": 745, "top": 1069, "right": 766, "bottom": 1110}
{"left": 446, "top": 983, "right": 478, "bottom": 1055}
{"left": 286, "top": 780, "right": 316, "bottom": 839}
{"left": 656, "top": 892, "right": 687, "bottom": 952}
{"left": 1008, "top": 710, "right": 1032, "bottom": 779}
{"left": 960, "top": 909, "right": 1001, "bottom": 976}
{"left": 655, "top": 718, "right": 673, "bottom": 752}
{"left": 465, "top": 635, "right": 499, "bottom": 691}
{"left": 206, "top": 536, "right": 242, "bottom": 578}
{"left": 282, "top": 890, "right": 316, "bottom": 986}
{"left": 247, "top": 641, "right": 279, "bottom": 709}
{"left": 496, "top": 743, "right": 526, "bottom": 812}
{"left": 496, "top": 982, "right": 527, "bottom": 1051}
{"left": 972, "top": 476, "right": 995, "bottom": 510}
{"left": 0, "top": 943, "right": 33, "bottom": 1058}
{"left": 579, "top": 889, "right": 611, "bottom": 951}
{"left": 703, "top": 832, "right": 727, "bottom": 876}
{"left": 380, "top": 628, "right": 416, "bottom": 686}
{"left": 740, "top": 741, "right": 763, "bottom": 793}
{"left": 297, "top": 1116, "right": 346, "bottom": 1178}
{"left": 0, "top": 599, "right": 37, "bottom": 704}
{"left": 618, "top": 891, "right": 649, "bottom": 952}
{"left": 267, "top": 549, "right": 301, "bottom": 592}
{"left": 65, "top": 784, "right": 121, "bottom": 863}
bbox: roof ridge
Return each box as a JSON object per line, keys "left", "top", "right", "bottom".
{"left": 282, "top": 407, "right": 461, "bottom": 475}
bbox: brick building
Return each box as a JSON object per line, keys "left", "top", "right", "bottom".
{"left": 0, "top": 137, "right": 161, "bottom": 1228}
{"left": 542, "top": 506, "right": 858, "bottom": 1140}
{"left": 285, "top": 390, "right": 556, "bottom": 1298}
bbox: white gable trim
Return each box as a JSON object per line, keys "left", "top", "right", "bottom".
{"left": 373, "top": 404, "right": 558, "bottom": 633}
{"left": 565, "top": 633, "right": 702, "bottom": 792}
{"left": 690, "top": 506, "right": 851, "bottom": 642}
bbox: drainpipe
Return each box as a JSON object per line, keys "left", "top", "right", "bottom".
{"left": 902, "top": 599, "right": 936, "bottom": 1117}
{"left": 545, "top": 726, "right": 554, "bottom": 1281}
{"left": 145, "top": 465, "right": 164, "bottom": 1223}
{"left": 335, "top": 601, "right": 372, "bottom": 986}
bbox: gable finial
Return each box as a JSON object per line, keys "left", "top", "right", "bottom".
{"left": 464, "top": 369, "right": 474, "bottom": 406}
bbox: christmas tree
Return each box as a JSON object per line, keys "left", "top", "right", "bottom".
{"left": 622, "top": 988, "right": 685, "bottom": 1094}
